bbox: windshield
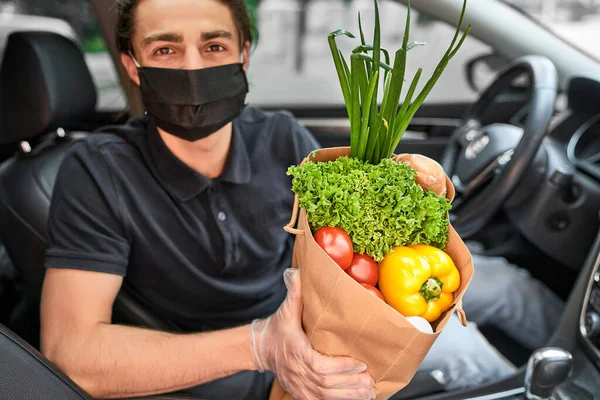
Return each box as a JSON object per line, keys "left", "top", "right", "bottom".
{"left": 246, "top": 0, "right": 493, "bottom": 107}
{"left": 501, "top": 0, "right": 600, "bottom": 61}
{"left": 246, "top": 0, "right": 600, "bottom": 108}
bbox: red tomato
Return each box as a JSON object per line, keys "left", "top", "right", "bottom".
{"left": 313, "top": 227, "right": 354, "bottom": 270}
{"left": 346, "top": 253, "right": 379, "bottom": 286}
{"left": 361, "top": 284, "right": 385, "bottom": 301}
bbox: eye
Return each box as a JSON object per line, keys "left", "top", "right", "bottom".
{"left": 154, "top": 47, "right": 175, "bottom": 56}
{"left": 206, "top": 44, "right": 225, "bottom": 52}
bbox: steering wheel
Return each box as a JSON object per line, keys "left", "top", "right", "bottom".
{"left": 441, "top": 55, "right": 559, "bottom": 238}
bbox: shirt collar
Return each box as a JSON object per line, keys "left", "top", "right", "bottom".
{"left": 146, "top": 118, "right": 252, "bottom": 202}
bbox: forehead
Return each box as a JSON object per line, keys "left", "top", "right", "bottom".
{"left": 133, "top": 0, "right": 239, "bottom": 41}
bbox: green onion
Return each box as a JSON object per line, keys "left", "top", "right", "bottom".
{"left": 370, "top": 0, "right": 382, "bottom": 146}
{"left": 357, "top": 56, "right": 369, "bottom": 106}
{"left": 358, "top": 13, "right": 372, "bottom": 77}
{"left": 358, "top": 68, "right": 380, "bottom": 159}
{"left": 350, "top": 54, "right": 362, "bottom": 158}
{"left": 329, "top": 0, "right": 471, "bottom": 164}
{"left": 328, "top": 29, "right": 355, "bottom": 122}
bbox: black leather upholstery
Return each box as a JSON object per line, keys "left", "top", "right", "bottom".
{"left": 0, "top": 134, "right": 170, "bottom": 344}
{"left": 0, "top": 31, "right": 100, "bottom": 347}
{"left": 0, "top": 31, "right": 168, "bottom": 349}
{"left": 0, "top": 137, "right": 80, "bottom": 346}
{"left": 0, "top": 324, "right": 91, "bottom": 399}
{"left": 0, "top": 31, "right": 97, "bottom": 144}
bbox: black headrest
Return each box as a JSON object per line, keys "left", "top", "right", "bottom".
{"left": 0, "top": 31, "right": 97, "bottom": 145}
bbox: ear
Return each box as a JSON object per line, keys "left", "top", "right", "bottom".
{"left": 242, "top": 41, "right": 251, "bottom": 71}
{"left": 121, "top": 52, "right": 141, "bottom": 86}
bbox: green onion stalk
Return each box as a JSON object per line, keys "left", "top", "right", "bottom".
{"left": 328, "top": 0, "right": 472, "bottom": 164}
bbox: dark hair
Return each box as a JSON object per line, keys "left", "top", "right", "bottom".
{"left": 115, "top": 0, "right": 256, "bottom": 54}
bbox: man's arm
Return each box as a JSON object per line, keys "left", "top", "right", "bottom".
{"left": 40, "top": 268, "right": 257, "bottom": 399}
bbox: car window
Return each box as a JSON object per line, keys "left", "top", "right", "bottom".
{"left": 0, "top": 0, "right": 127, "bottom": 111}
{"left": 246, "top": 0, "right": 495, "bottom": 108}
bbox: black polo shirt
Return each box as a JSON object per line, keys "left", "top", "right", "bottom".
{"left": 45, "top": 106, "right": 319, "bottom": 331}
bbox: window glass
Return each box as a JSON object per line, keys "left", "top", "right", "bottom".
{"left": 246, "top": 0, "right": 494, "bottom": 107}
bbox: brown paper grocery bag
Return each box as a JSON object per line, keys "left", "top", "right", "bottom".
{"left": 270, "top": 147, "right": 474, "bottom": 400}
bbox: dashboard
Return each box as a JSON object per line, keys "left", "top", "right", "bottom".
{"left": 503, "top": 75, "right": 600, "bottom": 271}
{"left": 405, "top": 74, "right": 600, "bottom": 400}
{"left": 397, "top": 68, "right": 600, "bottom": 400}
{"left": 565, "top": 76, "right": 600, "bottom": 381}
{"left": 519, "top": 74, "right": 600, "bottom": 394}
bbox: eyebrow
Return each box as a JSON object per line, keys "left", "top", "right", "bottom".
{"left": 141, "top": 32, "right": 184, "bottom": 48}
{"left": 201, "top": 30, "right": 234, "bottom": 42}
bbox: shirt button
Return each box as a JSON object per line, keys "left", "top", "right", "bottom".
{"left": 217, "top": 211, "right": 227, "bottom": 221}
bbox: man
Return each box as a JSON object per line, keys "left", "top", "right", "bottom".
{"left": 40, "top": 0, "right": 562, "bottom": 399}
{"left": 41, "top": 1, "right": 374, "bottom": 399}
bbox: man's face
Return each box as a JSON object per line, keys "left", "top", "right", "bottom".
{"left": 122, "top": 0, "right": 250, "bottom": 85}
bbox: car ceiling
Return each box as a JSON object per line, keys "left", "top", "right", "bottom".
{"left": 396, "top": 0, "right": 600, "bottom": 90}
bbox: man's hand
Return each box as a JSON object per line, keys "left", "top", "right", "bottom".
{"left": 250, "top": 269, "right": 376, "bottom": 400}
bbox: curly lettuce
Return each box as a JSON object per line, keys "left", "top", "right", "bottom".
{"left": 287, "top": 157, "right": 451, "bottom": 261}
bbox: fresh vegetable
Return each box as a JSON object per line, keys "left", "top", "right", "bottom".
{"left": 289, "top": 0, "right": 470, "bottom": 260}
{"left": 361, "top": 284, "right": 385, "bottom": 301}
{"left": 313, "top": 227, "right": 354, "bottom": 270}
{"left": 328, "top": 0, "right": 471, "bottom": 164}
{"left": 406, "top": 316, "right": 434, "bottom": 334}
{"left": 288, "top": 157, "right": 451, "bottom": 261}
{"left": 379, "top": 244, "right": 460, "bottom": 322}
{"left": 346, "top": 253, "right": 379, "bottom": 286}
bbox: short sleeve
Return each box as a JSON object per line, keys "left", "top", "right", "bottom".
{"left": 45, "top": 141, "right": 131, "bottom": 276}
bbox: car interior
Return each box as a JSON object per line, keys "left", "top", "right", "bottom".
{"left": 1, "top": 0, "right": 600, "bottom": 399}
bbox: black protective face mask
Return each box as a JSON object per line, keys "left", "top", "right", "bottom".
{"left": 132, "top": 55, "right": 249, "bottom": 141}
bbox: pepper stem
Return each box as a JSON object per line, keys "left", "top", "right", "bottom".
{"left": 420, "top": 277, "right": 443, "bottom": 302}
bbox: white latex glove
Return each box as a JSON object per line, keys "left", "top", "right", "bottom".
{"left": 250, "top": 269, "right": 376, "bottom": 400}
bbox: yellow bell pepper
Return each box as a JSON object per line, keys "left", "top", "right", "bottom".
{"left": 379, "top": 244, "right": 460, "bottom": 322}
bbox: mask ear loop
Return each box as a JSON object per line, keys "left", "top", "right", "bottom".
{"left": 128, "top": 50, "right": 147, "bottom": 115}
{"left": 129, "top": 50, "right": 142, "bottom": 68}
